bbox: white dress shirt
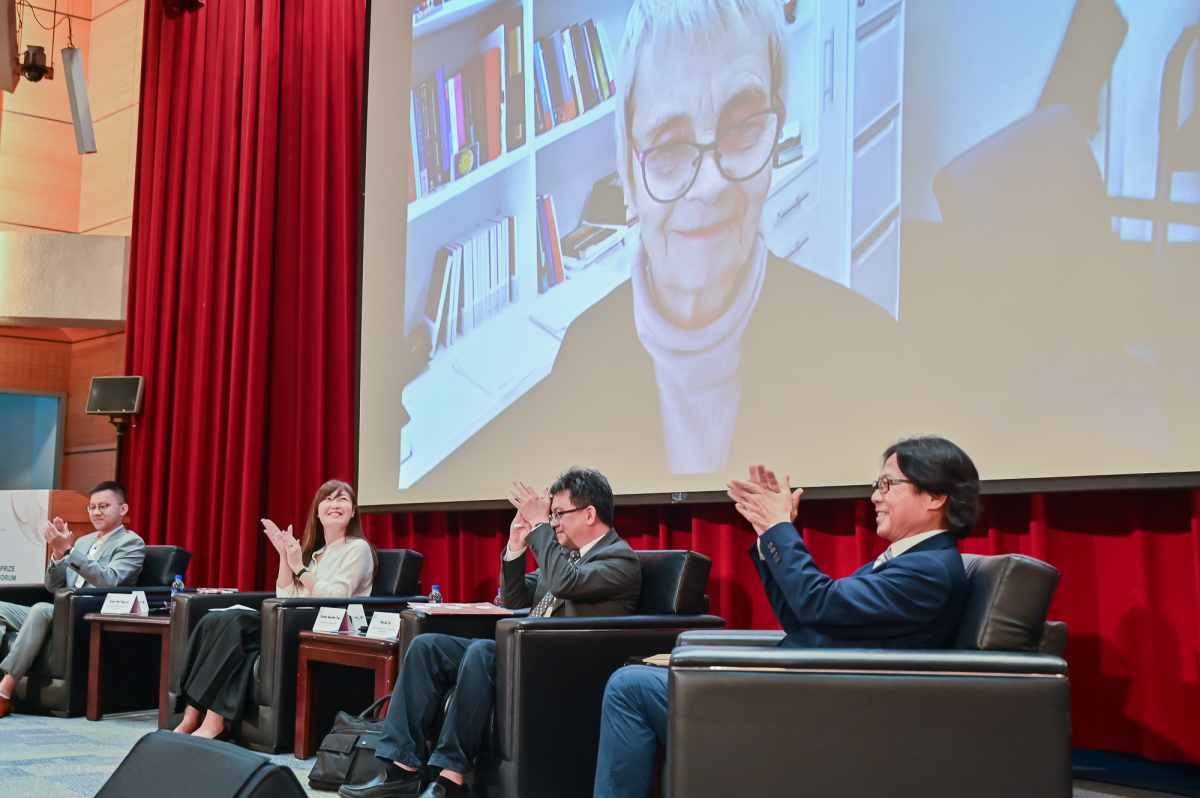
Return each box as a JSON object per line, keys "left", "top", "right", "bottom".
{"left": 873, "top": 529, "right": 948, "bottom": 569}
{"left": 276, "top": 536, "right": 375, "bottom": 598}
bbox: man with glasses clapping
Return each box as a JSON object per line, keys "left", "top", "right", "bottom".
{"left": 593, "top": 436, "right": 979, "bottom": 798}
{"left": 0, "top": 480, "right": 145, "bottom": 719}
{"left": 343, "top": 467, "right": 639, "bottom": 798}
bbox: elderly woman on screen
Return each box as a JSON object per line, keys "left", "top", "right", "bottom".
{"left": 420, "top": 0, "right": 899, "bottom": 488}
{"left": 171, "top": 480, "right": 375, "bottom": 740}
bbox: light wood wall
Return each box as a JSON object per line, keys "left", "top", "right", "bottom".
{"left": 0, "top": 327, "right": 125, "bottom": 493}
{"left": 0, "top": 0, "right": 144, "bottom": 235}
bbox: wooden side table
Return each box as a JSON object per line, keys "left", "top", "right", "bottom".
{"left": 295, "top": 631, "right": 400, "bottom": 759}
{"left": 83, "top": 613, "right": 172, "bottom": 727}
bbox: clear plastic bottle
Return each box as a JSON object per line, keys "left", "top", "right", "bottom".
{"left": 429, "top": 585, "right": 443, "bottom": 604}
{"left": 493, "top": 588, "right": 503, "bottom": 607}
{"left": 170, "top": 574, "right": 185, "bottom": 614}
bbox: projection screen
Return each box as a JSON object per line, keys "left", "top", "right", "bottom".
{"left": 358, "top": 0, "right": 1200, "bottom": 509}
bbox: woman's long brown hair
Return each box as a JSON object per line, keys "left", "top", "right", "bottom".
{"left": 295, "top": 480, "right": 378, "bottom": 585}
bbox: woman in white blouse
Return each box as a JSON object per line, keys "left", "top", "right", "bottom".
{"left": 171, "top": 480, "right": 376, "bottom": 739}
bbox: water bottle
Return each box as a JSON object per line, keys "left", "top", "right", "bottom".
{"left": 429, "top": 585, "right": 443, "bottom": 604}
{"left": 493, "top": 588, "right": 503, "bottom": 607}
{"left": 170, "top": 575, "right": 185, "bottom": 614}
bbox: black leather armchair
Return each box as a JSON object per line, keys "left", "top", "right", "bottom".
{"left": 165, "top": 548, "right": 425, "bottom": 753}
{"left": 667, "top": 553, "right": 1070, "bottom": 798}
{"left": 397, "top": 550, "right": 726, "bottom": 798}
{"left": 0, "top": 544, "right": 191, "bottom": 717}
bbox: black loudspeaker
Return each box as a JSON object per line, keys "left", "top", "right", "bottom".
{"left": 96, "top": 730, "right": 307, "bottom": 798}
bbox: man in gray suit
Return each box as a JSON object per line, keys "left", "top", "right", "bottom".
{"left": 0, "top": 481, "right": 145, "bottom": 718}
{"left": 344, "top": 468, "right": 640, "bottom": 798}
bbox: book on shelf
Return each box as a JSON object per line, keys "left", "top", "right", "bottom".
{"left": 535, "top": 195, "right": 566, "bottom": 293}
{"left": 409, "top": 16, "right": 524, "bottom": 203}
{"left": 532, "top": 17, "right": 616, "bottom": 137}
{"left": 426, "top": 216, "right": 516, "bottom": 352}
{"left": 505, "top": 17, "right": 525, "bottom": 150}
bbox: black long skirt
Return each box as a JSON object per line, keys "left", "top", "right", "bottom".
{"left": 176, "top": 608, "right": 262, "bottom": 722}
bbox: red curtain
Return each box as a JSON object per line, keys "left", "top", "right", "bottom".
{"left": 124, "top": 0, "right": 1200, "bottom": 765}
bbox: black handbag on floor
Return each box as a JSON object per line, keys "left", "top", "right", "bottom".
{"left": 308, "top": 695, "right": 392, "bottom": 791}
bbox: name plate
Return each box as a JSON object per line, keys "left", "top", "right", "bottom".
{"left": 366, "top": 611, "right": 400, "bottom": 640}
{"left": 100, "top": 592, "right": 141, "bottom": 615}
{"left": 312, "top": 607, "right": 351, "bottom": 634}
{"left": 347, "top": 604, "right": 368, "bottom": 633}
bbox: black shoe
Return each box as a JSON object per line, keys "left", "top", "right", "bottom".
{"left": 338, "top": 763, "right": 428, "bottom": 798}
{"left": 415, "top": 776, "right": 469, "bottom": 798}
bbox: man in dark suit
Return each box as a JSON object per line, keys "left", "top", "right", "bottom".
{"left": 592, "top": 436, "right": 979, "bottom": 798}
{"left": 343, "top": 468, "right": 640, "bottom": 798}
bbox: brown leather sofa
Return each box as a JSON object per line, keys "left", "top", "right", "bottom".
{"left": 666, "top": 553, "right": 1070, "bottom": 798}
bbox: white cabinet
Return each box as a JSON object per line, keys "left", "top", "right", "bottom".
{"left": 784, "top": 0, "right": 903, "bottom": 317}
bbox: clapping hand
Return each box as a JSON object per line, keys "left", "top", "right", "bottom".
{"left": 727, "top": 464, "right": 803, "bottom": 535}
{"left": 508, "top": 510, "right": 532, "bottom": 552}
{"left": 508, "top": 480, "right": 551, "bottom": 527}
{"left": 42, "top": 517, "right": 73, "bottom": 558}
{"left": 262, "top": 519, "right": 304, "bottom": 573}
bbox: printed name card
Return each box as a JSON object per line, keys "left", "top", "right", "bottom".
{"left": 312, "top": 607, "right": 352, "bottom": 634}
{"left": 347, "top": 604, "right": 368, "bottom": 632}
{"left": 100, "top": 592, "right": 141, "bottom": 615}
{"left": 366, "top": 611, "right": 401, "bottom": 640}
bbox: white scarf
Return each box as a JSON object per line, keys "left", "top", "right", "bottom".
{"left": 632, "top": 236, "right": 767, "bottom": 473}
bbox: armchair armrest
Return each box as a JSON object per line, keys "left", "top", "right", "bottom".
{"left": 167, "top": 592, "right": 274, "bottom": 693}
{"left": 668, "top": 646, "right": 1068, "bottom": 676}
{"left": 396, "top": 609, "right": 510, "bottom": 659}
{"left": 0, "top": 585, "right": 53, "bottom": 606}
{"left": 271, "top": 595, "right": 424, "bottom": 609}
{"left": 676, "top": 629, "right": 785, "bottom": 648}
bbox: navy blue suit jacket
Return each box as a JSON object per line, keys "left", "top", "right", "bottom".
{"left": 752, "top": 523, "right": 968, "bottom": 649}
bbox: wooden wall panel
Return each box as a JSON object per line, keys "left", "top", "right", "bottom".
{"left": 63, "top": 449, "right": 116, "bottom": 493}
{"left": 65, "top": 331, "right": 124, "bottom": 450}
{"left": 0, "top": 333, "right": 71, "bottom": 393}
{"left": 0, "top": 115, "right": 82, "bottom": 231}
{"left": 79, "top": 106, "right": 133, "bottom": 231}
{"left": 87, "top": 0, "right": 140, "bottom": 121}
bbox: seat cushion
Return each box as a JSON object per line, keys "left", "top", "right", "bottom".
{"left": 954, "top": 554, "right": 1060, "bottom": 651}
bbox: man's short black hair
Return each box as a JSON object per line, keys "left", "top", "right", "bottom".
{"left": 882, "top": 437, "right": 981, "bottom": 539}
{"left": 90, "top": 481, "right": 128, "bottom": 505}
{"left": 550, "top": 467, "right": 614, "bottom": 527}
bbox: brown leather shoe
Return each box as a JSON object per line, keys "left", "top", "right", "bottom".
{"left": 0, "top": 692, "right": 12, "bottom": 718}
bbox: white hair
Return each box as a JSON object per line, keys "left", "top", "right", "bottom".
{"left": 613, "top": 0, "right": 790, "bottom": 206}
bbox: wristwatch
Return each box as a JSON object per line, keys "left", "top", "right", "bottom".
{"left": 295, "top": 566, "right": 310, "bottom": 579}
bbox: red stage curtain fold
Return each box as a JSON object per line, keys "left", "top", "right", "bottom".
{"left": 124, "top": 0, "right": 1200, "bottom": 764}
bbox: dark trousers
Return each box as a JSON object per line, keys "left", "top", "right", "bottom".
{"left": 376, "top": 634, "right": 497, "bottom": 775}
{"left": 593, "top": 665, "right": 669, "bottom": 798}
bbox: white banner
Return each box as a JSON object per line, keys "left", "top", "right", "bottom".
{"left": 0, "top": 490, "right": 50, "bottom": 585}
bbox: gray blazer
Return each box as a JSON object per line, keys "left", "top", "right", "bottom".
{"left": 501, "top": 524, "right": 641, "bottom": 617}
{"left": 46, "top": 525, "right": 146, "bottom": 590}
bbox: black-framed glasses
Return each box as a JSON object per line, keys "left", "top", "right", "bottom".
{"left": 871, "top": 477, "right": 913, "bottom": 495}
{"left": 550, "top": 506, "right": 587, "bottom": 523}
{"left": 86, "top": 503, "right": 113, "bottom": 513}
{"left": 635, "top": 108, "right": 784, "bottom": 203}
